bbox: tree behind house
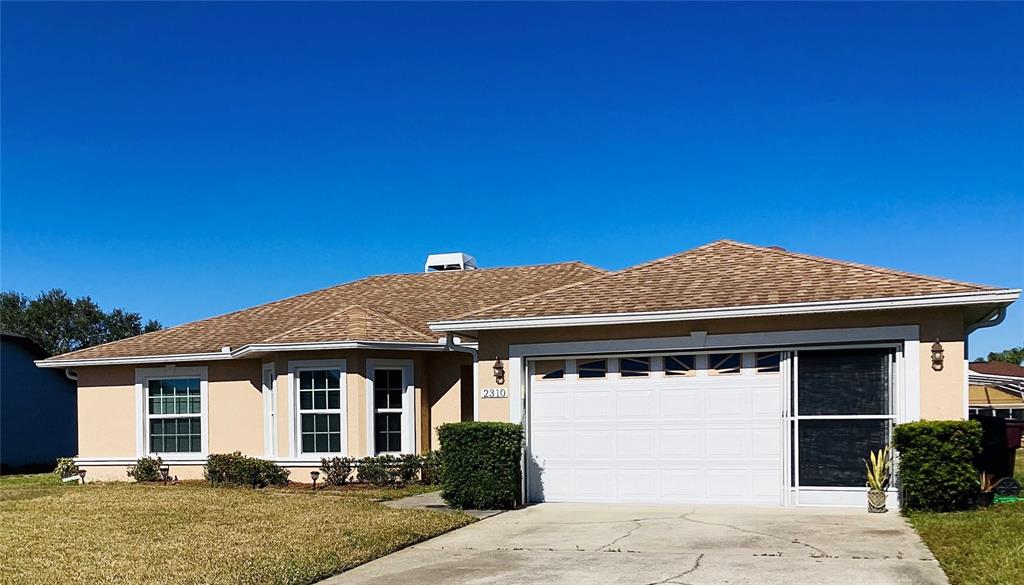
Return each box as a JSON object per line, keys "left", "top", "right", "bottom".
{"left": 0, "top": 289, "right": 162, "bottom": 356}
{"left": 976, "top": 346, "right": 1024, "bottom": 366}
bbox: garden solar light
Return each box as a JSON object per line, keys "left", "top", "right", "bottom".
{"left": 492, "top": 357, "right": 505, "bottom": 385}
{"left": 310, "top": 470, "right": 320, "bottom": 490}
{"left": 931, "top": 339, "right": 944, "bottom": 371}
{"left": 160, "top": 465, "right": 171, "bottom": 485}
{"left": 78, "top": 469, "right": 87, "bottom": 484}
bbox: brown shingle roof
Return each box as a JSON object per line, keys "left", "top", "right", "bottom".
{"left": 970, "top": 361, "right": 1024, "bottom": 378}
{"left": 45, "top": 262, "right": 603, "bottom": 361}
{"left": 450, "top": 240, "right": 998, "bottom": 321}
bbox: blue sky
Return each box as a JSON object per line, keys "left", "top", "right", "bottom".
{"left": 2, "top": 3, "right": 1021, "bottom": 358}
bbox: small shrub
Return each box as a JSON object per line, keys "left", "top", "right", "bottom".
{"left": 205, "top": 452, "right": 290, "bottom": 488}
{"left": 320, "top": 457, "right": 355, "bottom": 486}
{"left": 53, "top": 457, "right": 78, "bottom": 481}
{"left": 396, "top": 453, "right": 422, "bottom": 485}
{"left": 893, "top": 420, "right": 983, "bottom": 512}
{"left": 421, "top": 450, "right": 442, "bottom": 485}
{"left": 438, "top": 422, "right": 523, "bottom": 510}
{"left": 128, "top": 456, "right": 163, "bottom": 482}
{"left": 358, "top": 455, "right": 398, "bottom": 486}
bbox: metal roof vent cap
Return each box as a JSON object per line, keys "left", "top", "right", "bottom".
{"left": 424, "top": 252, "right": 478, "bottom": 272}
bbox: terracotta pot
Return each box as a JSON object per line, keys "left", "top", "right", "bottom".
{"left": 867, "top": 488, "right": 888, "bottom": 513}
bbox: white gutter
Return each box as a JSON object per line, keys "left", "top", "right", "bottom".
{"left": 430, "top": 289, "right": 1021, "bottom": 332}
{"left": 35, "top": 339, "right": 450, "bottom": 368}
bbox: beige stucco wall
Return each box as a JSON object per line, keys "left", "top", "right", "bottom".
{"left": 475, "top": 307, "right": 968, "bottom": 423}
{"left": 208, "top": 360, "right": 263, "bottom": 454}
{"left": 425, "top": 351, "right": 473, "bottom": 449}
{"left": 74, "top": 348, "right": 467, "bottom": 481}
{"left": 77, "top": 366, "right": 136, "bottom": 457}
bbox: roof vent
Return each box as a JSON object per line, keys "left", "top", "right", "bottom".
{"left": 424, "top": 252, "right": 478, "bottom": 272}
{"left": 767, "top": 245, "right": 786, "bottom": 251}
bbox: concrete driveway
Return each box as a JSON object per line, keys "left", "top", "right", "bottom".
{"left": 322, "top": 503, "right": 948, "bottom": 585}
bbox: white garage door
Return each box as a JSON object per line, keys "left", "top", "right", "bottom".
{"left": 527, "top": 352, "right": 784, "bottom": 505}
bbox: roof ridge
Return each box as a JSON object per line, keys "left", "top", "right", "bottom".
{"left": 259, "top": 304, "right": 434, "bottom": 344}
{"left": 259, "top": 305, "right": 363, "bottom": 343}
{"left": 445, "top": 241, "right": 721, "bottom": 320}
{"left": 361, "top": 260, "right": 604, "bottom": 280}
{"left": 721, "top": 240, "right": 994, "bottom": 291}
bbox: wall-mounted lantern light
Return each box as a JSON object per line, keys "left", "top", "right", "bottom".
{"left": 493, "top": 357, "right": 506, "bottom": 385}
{"left": 931, "top": 339, "right": 944, "bottom": 371}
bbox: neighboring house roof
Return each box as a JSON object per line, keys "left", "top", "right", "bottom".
{"left": 434, "top": 240, "right": 1015, "bottom": 327}
{"left": 1, "top": 331, "right": 50, "bottom": 360}
{"left": 970, "top": 361, "right": 1024, "bottom": 378}
{"left": 969, "top": 362, "right": 1024, "bottom": 404}
{"left": 39, "top": 262, "right": 603, "bottom": 363}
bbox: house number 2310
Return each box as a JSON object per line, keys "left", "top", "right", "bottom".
{"left": 480, "top": 388, "right": 508, "bottom": 399}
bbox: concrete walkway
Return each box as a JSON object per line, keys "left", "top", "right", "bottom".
{"left": 320, "top": 503, "right": 949, "bottom": 585}
{"left": 381, "top": 490, "right": 502, "bottom": 519}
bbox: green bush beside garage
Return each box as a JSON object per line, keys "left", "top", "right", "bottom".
{"left": 438, "top": 422, "right": 523, "bottom": 510}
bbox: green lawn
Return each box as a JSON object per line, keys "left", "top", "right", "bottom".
{"left": 0, "top": 474, "right": 473, "bottom": 585}
{"left": 908, "top": 449, "right": 1024, "bottom": 585}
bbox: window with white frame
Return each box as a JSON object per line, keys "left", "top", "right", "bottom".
{"left": 147, "top": 378, "right": 202, "bottom": 453}
{"left": 619, "top": 356, "right": 650, "bottom": 377}
{"left": 708, "top": 353, "right": 741, "bottom": 375}
{"left": 297, "top": 368, "right": 343, "bottom": 453}
{"left": 578, "top": 359, "right": 607, "bottom": 378}
{"left": 373, "top": 369, "right": 404, "bottom": 453}
{"left": 533, "top": 360, "right": 565, "bottom": 380}
{"left": 664, "top": 354, "right": 696, "bottom": 376}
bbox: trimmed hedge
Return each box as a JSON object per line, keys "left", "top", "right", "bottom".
{"left": 892, "top": 420, "right": 983, "bottom": 512}
{"left": 438, "top": 422, "right": 523, "bottom": 510}
{"left": 204, "top": 452, "right": 290, "bottom": 488}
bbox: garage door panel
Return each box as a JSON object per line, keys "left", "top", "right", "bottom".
{"left": 573, "top": 430, "right": 613, "bottom": 458}
{"left": 705, "top": 389, "right": 751, "bottom": 418}
{"left": 619, "top": 469, "right": 659, "bottom": 498}
{"left": 532, "top": 430, "right": 571, "bottom": 458}
{"left": 752, "top": 386, "right": 782, "bottom": 417}
{"left": 574, "top": 469, "right": 615, "bottom": 497}
{"left": 531, "top": 391, "right": 571, "bottom": 422}
{"left": 573, "top": 391, "right": 612, "bottom": 419}
{"left": 616, "top": 429, "right": 656, "bottom": 457}
{"left": 751, "top": 429, "right": 783, "bottom": 458}
{"left": 659, "top": 389, "right": 703, "bottom": 418}
{"left": 616, "top": 389, "right": 655, "bottom": 417}
{"left": 662, "top": 470, "right": 707, "bottom": 499}
{"left": 660, "top": 429, "right": 705, "bottom": 458}
{"left": 705, "top": 429, "right": 750, "bottom": 458}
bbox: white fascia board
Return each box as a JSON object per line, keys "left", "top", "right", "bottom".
{"left": 429, "top": 289, "right": 1022, "bottom": 332}
{"left": 34, "top": 352, "right": 233, "bottom": 368}
{"left": 36, "top": 340, "right": 446, "bottom": 368}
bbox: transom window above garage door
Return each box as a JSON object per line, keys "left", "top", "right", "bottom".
{"left": 531, "top": 352, "right": 783, "bottom": 380}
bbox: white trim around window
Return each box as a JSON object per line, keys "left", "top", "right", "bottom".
{"left": 365, "top": 359, "right": 416, "bottom": 456}
{"left": 134, "top": 366, "right": 209, "bottom": 460}
{"left": 287, "top": 359, "right": 347, "bottom": 459}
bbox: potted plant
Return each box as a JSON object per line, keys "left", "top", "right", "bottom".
{"left": 977, "top": 473, "right": 997, "bottom": 507}
{"left": 864, "top": 445, "right": 891, "bottom": 513}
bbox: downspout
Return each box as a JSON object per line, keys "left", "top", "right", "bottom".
{"left": 962, "top": 307, "right": 1008, "bottom": 418}
{"left": 443, "top": 333, "right": 479, "bottom": 421}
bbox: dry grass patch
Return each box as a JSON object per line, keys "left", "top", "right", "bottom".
{"left": 0, "top": 476, "right": 473, "bottom": 585}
